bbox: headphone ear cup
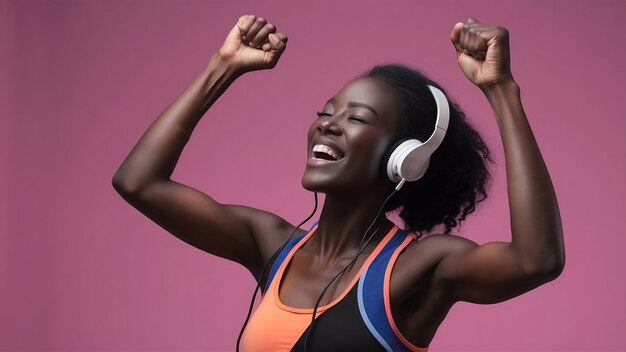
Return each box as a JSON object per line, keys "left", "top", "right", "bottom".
{"left": 379, "top": 138, "right": 409, "bottom": 181}
{"left": 384, "top": 138, "right": 434, "bottom": 183}
{"left": 380, "top": 139, "right": 403, "bottom": 181}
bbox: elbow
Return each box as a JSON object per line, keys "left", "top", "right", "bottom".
{"left": 517, "top": 236, "right": 566, "bottom": 283}
{"left": 526, "top": 255, "right": 565, "bottom": 284}
{"left": 112, "top": 171, "right": 128, "bottom": 193}
{"left": 112, "top": 171, "right": 165, "bottom": 201}
{"left": 112, "top": 171, "right": 141, "bottom": 196}
{"left": 539, "top": 261, "right": 564, "bottom": 282}
{"left": 543, "top": 245, "right": 566, "bottom": 281}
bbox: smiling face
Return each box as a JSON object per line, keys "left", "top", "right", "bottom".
{"left": 301, "top": 77, "right": 401, "bottom": 193}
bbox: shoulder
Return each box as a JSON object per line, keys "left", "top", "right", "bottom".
{"left": 227, "top": 204, "right": 308, "bottom": 240}
{"left": 228, "top": 204, "right": 295, "bottom": 232}
{"left": 393, "top": 233, "right": 479, "bottom": 288}
{"left": 418, "top": 233, "right": 479, "bottom": 256}
{"left": 227, "top": 204, "right": 308, "bottom": 275}
{"left": 402, "top": 232, "right": 479, "bottom": 263}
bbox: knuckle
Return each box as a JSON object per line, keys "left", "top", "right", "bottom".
{"left": 493, "top": 26, "right": 508, "bottom": 38}
{"left": 239, "top": 15, "right": 255, "bottom": 27}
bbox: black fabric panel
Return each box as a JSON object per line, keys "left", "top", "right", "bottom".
{"left": 290, "top": 285, "right": 387, "bottom": 352}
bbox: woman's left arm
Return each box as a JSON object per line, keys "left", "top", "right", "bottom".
{"left": 433, "top": 19, "right": 565, "bottom": 304}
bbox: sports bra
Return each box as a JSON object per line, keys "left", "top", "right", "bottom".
{"left": 240, "top": 222, "right": 430, "bottom": 352}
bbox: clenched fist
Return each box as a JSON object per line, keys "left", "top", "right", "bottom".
{"left": 451, "top": 19, "right": 513, "bottom": 88}
{"left": 218, "top": 15, "right": 288, "bottom": 73}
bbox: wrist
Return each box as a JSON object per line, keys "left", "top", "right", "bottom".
{"left": 482, "top": 77, "right": 519, "bottom": 100}
{"left": 208, "top": 52, "right": 245, "bottom": 78}
{"left": 481, "top": 77, "right": 525, "bottom": 129}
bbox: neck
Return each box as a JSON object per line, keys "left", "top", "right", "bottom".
{"left": 308, "top": 187, "right": 396, "bottom": 260}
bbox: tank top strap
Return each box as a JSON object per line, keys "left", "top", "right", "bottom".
{"left": 262, "top": 222, "right": 319, "bottom": 294}
{"left": 357, "top": 230, "right": 429, "bottom": 351}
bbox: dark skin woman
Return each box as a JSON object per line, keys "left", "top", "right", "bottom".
{"left": 113, "top": 15, "right": 565, "bottom": 350}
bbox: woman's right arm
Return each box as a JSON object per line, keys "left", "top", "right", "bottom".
{"left": 112, "top": 15, "right": 294, "bottom": 279}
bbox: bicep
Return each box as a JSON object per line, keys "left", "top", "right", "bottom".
{"left": 433, "top": 238, "right": 549, "bottom": 304}
{"left": 115, "top": 179, "right": 291, "bottom": 273}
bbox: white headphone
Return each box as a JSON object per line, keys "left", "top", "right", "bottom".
{"left": 383, "top": 85, "right": 450, "bottom": 188}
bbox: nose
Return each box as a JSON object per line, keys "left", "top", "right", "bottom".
{"left": 318, "top": 116, "right": 342, "bottom": 135}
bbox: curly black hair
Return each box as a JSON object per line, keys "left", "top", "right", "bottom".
{"left": 363, "top": 64, "right": 492, "bottom": 238}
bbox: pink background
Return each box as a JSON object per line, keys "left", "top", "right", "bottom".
{"left": 2, "top": 0, "right": 625, "bottom": 351}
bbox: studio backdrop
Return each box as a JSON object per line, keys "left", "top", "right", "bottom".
{"left": 1, "top": 0, "right": 625, "bottom": 351}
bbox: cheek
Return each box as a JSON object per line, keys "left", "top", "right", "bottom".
{"left": 349, "top": 132, "right": 392, "bottom": 174}
{"left": 306, "top": 124, "right": 316, "bottom": 146}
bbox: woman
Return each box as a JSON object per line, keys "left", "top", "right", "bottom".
{"left": 112, "top": 15, "right": 565, "bottom": 351}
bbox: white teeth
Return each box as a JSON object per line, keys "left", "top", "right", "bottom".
{"left": 313, "top": 144, "right": 342, "bottom": 160}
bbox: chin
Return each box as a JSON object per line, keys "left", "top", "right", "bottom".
{"left": 300, "top": 168, "right": 347, "bottom": 193}
{"left": 301, "top": 168, "right": 387, "bottom": 195}
{"left": 301, "top": 173, "right": 332, "bottom": 193}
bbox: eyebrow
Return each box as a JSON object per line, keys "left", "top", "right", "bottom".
{"left": 325, "top": 97, "right": 379, "bottom": 118}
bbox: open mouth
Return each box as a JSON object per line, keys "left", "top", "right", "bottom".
{"left": 312, "top": 144, "right": 344, "bottom": 161}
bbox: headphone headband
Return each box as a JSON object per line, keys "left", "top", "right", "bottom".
{"left": 385, "top": 85, "right": 450, "bottom": 184}
{"left": 422, "top": 85, "right": 450, "bottom": 153}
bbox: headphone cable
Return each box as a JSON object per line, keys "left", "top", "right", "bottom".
{"left": 236, "top": 192, "right": 319, "bottom": 352}
{"left": 303, "top": 185, "right": 401, "bottom": 351}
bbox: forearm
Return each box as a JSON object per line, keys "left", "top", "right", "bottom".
{"left": 484, "top": 79, "right": 565, "bottom": 274}
{"left": 112, "top": 54, "right": 241, "bottom": 193}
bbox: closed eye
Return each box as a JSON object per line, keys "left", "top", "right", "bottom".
{"left": 348, "top": 115, "right": 368, "bottom": 123}
{"left": 316, "top": 111, "right": 332, "bottom": 118}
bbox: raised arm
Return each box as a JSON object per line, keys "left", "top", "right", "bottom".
{"left": 112, "top": 15, "right": 295, "bottom": 279}
{"left": 432, "top": 19, "right": 565, "bottom": 304}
